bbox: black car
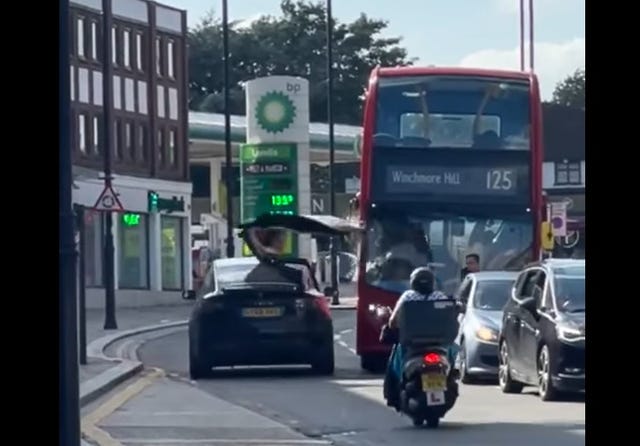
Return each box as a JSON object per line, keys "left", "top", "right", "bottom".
{"left": 498, "top": 259, "right": 585, "bottom": 401}
{"left": 186, "top": 214, "right": 362, "bottom": 380}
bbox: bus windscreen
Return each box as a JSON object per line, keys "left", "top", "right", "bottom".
{"left": 374, "top": 76, "right": 531, "bottom": 151}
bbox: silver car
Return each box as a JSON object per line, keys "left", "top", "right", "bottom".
{"left": 455, "top": 271, "right": 518, "bottom": 384}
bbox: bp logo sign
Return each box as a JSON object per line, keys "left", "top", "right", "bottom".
{"left": 255, "top": 91, "right": 296, "bottom": 134}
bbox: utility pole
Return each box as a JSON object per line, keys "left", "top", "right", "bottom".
{"left": 519, "top": 0, "right": 535, "bottom": 72}
{"left": 59, "top": 0, "right": 81, "bottom": 444}
{"left": 529, "top": 0, "right": 535, "bottom": 71}
{"left": 102, "top": 0, "right": 117, "bottom": 328}
{"left": 326, "top": 0, "right": 339, "bottom": 305}
{"left": 519, "top": 0, "right": 525, "bottom": 71}
{"left": 222, "top": 0, "right": 235, "bottom": 258}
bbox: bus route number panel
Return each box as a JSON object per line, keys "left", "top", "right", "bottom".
{"left": 240, "top": 143, "right": 299, "bottom": 256}
{"left": 383, "top": 165, "right": 528, "bottom": 198}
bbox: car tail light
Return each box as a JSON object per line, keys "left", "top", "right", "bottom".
{"left": 312, "top": 296, "right": 332, "bottom": 319}
{"left": 423, "top": 352, "right": 441, "bottom": 365}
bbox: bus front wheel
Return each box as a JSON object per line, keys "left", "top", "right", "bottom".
{"left": 361, "top": 354, "right": 387, "bottom": 373}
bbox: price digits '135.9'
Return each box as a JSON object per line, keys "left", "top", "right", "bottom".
{"left": 486, "top": 169, "right": 513, "bottom": 191}
{"left": 271, "top": 194, "right": 295, "bottom": 206}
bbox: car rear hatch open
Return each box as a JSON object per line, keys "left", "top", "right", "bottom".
{"left": 238, "top": 213, "right": 363, "bottom": 260}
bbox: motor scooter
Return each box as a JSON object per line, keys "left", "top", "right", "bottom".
{"left": 378, "top": 300, "right": 461, "bottom": 428}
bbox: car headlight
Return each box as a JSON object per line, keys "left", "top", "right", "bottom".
{"left": 557, "top": 324, "right": 585, "bottom": 342}
{"left": 475, "top": 326, "right": 499, "bottom": 343}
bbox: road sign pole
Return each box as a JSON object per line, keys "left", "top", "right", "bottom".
{"left": 75, "top": 205, "right": 88, "bottom": 365}
{"left": 59, "top": 0, "right": 82, "bottom": 444}
{"left": 102, "top": 0, "right": 117, "bottom": 329}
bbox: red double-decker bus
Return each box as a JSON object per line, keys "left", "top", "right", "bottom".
{"left": 353, "top": 66, "right": 544, "bottom": 371}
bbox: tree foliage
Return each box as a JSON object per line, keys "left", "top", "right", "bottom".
{"left": 188, "top": 0, "right": 414, "bottom": 125}
{"left": 551, "top": 68, "right": 585, "bottom": 109}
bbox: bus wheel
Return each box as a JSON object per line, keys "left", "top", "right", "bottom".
{"left": 361, "top": 354, "right": 386, "bottom": 373}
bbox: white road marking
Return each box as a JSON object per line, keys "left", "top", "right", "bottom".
{"left": 334, "top": 328, "right": 357, "bottom": 355}
{"left": 337, "top": 340, "right": 356, "bottom": 355}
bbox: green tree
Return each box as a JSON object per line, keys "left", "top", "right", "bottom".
{"left": 551, "top": 68, "right": 585, "bottom": 109}
{"left": 188, "top": 0, "right": 414, "bottom": 125}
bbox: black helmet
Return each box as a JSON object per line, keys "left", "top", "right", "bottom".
{"left": 410, "top": 267, "right": 435, "bottom": 295}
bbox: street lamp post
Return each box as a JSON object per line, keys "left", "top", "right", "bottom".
{"left": 326, "top": 0, "right": 339, "bottom": 305}
{"left": 222, "top": 0, "right": 235, "bottom": 258}
{"left": 59, "top": 0, "right": 81, "bottom": 444}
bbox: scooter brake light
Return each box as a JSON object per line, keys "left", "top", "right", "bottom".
{"left": 423, "top": 352, "right": 441, "bottom": 364}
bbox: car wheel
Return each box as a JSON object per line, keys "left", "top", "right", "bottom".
{"left": 312, "top": 338, "right": 335, "bottom": 375}
{"left": 459, "top": 341, "right": 476, "bottom": 384}
{"left": 538, "top": 345, "right": 560, "bottom": 401}
{"left": 498, "top": 340, "right": 524, "bottom": 394}
{"left": 189, "top": 354, "right": 212, "bottom": 380}
{"left": 189, "top": 335, "right": 212, "bottom": 380}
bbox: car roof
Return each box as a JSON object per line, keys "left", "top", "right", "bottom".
{"left": 213, "top": 257, "right": 259, "bottom": 268}
{"left": 468, "top": 271, "right": 519, "bottom": 281}
{"left": 523, "top": 258, "right": 585, "bottom": 272}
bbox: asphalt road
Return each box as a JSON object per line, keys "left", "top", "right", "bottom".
{"left": 138, "top": 310, "right": 585, "bottom": 446}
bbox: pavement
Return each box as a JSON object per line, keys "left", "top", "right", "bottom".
{"left": 79, "top": 306, "right": 584, "bottom": 446}
{"left": 79, "top": 304, "right": 194, "bottom": 407}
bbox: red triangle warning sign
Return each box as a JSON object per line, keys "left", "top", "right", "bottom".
{"left": 93, "top": 185, "right": 124, "bottom": 212}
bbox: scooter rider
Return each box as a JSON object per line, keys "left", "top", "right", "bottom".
{"left": 382, "top": 267, "right": 460, "bottom": 408}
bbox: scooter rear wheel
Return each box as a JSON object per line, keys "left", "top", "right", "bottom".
{"left": 425, "top": 416, "right": 440, "bottom": 428}
{"left": 411, "top": 417, "right": 424, "bottom": 427}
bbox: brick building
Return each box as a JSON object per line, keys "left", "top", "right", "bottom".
{"left": 70, "top": 0, "right": 192, "bottom": 308}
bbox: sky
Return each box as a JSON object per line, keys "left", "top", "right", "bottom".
{"left": 175, "top": 0, "right": 585, "bottom": 101}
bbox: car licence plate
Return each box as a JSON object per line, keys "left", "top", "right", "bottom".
{"left": 421, "top": 373, "right": 446, "bottom": 392}
{"left": 241, "top": 307, "right": 283, "bottom": 318}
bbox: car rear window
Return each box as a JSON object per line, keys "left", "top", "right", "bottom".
{"left": 216, "top": 262, "right": 314, "bottom": 291}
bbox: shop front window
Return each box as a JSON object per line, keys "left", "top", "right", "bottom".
{"left": 161, "top": 216, "right": 184, "bottom": 290}
{"left": 118, "top": 213, "right": 149, "bottom": 289}
{"left": 84, "top": 211, "right": 103, "bottom": 287}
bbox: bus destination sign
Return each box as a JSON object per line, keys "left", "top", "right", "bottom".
{"left": 385, "top": 165, "right": 525, "bottom": 197}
